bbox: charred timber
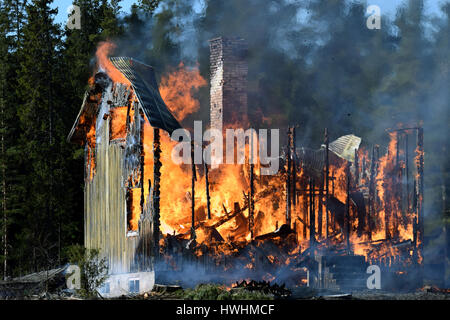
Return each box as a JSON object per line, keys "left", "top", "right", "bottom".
{"left": 203, "top": 145, "right": 211, "bottom": 220}
{"left": 191, "top": 140, "right": 197, "bottom": 241}
{"left": 318, "top": 183, "right": 323, "bottom": 239}
{"left": 415, "top": 127, "right": 424, "bottom": 266}
{"left": 405, "top": 133, "right": 410, "bottom": 212}
{"left": 153, "top": 128, "right": 161, "bottom": 259}
{"left": 254, "top": 224, "right": 294, "bottom": 241}
{"left": 249, "top": 132, "right": 255, "bottom": 238}
{"left": 346, "top": 162, "right": 351, "bottom": 252}
{"left": 296, "top": 215, "right": 309, "bottom": 228}
{"left": 388, "top": 127, "right": 421, "bottom": 133}
{"left": 354, "top": 148, "right": 359, "bottom": 186}
{"left": 286, "top": 127, "right": 292, "bottom": 226}
{"left": 196, "top": 186, "right": 278, "bottom": 231}
{"left": 139, "top": 113, "right": 145, "bottom": 219}
{"left": 198, "top": 202, "right": 249, "bottom": 230}
{"left": 324, "top": 128, "right": 329, "bottom": 239}
{"left": 367, "top": 145, "right": 377, "bottom": 240}
{"left": 309, "top": 178, "right": 316, "bottom": 249}
{"left": 292, "top": 127, "right": 297, "bottom": 208}
{"left": 249, "top": 163, "right": 255, "bottom": 238}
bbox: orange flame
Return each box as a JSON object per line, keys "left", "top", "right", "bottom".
{"left": 95, "top": 42, "right": 131, "bottom": 86}
{"left": 159, "top": 62, "right": 207, "bottom": 121}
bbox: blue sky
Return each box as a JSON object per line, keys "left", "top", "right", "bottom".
{"left": 52, "top": 0, "right": 136, "bottom": 25}
{"left": 52, "top": 0, "right": 445, "bottom": 26}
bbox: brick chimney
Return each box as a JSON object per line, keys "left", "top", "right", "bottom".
{"left": 209, "top": 37, "right": 248, "bottom": 131}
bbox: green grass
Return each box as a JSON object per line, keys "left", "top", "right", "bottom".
{"left": 176, "top": 284, "right": 274, "bottom": 300}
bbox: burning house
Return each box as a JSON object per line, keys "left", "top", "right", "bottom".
{"left": 67, "top": 47, "right": 183, "bottom": 295}
{"left": 68, "top": 38, "right": 426, "bottom": 297}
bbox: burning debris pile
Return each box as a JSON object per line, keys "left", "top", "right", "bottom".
{"left": 155, "top": 126, "right": 425, "bottom": 291}
{"left": 69, "top": 40, "right": 426, "bottom": 293}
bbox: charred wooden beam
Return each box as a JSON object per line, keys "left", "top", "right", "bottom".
{"left": 309, "top": 178, "right": 315, "bottom": 248}
{"left": 362, "top": 153, "right": 366, "bottom": 182}
{"left": 125, "top": 103, "right": 131, "bottom": 134}
{"left": 222, "top": 203, "right": 229, "bottom": 217}
{"left": 331, "top": 172, "right": 335, "bottom": 196}
{"left": 292, "top": 127, "right": 297, "bottom": 209}
{"left": 249, "top": 131, "right": 255, "bottom": 239}
{"left": 405, "top": 133, "right": 410, "bottom": 212}
{"left": 249, "top": 164, "right": 255, "bottom": 239}
{"left": 354, "top": 148, "right": 359, "bottom": 186}
{"left": 191, "top": 140, "right": 197, "bottom": 241}
{"left": 318, "top": 182, "right": 323, "bottom": 239}
{"left": 442, "top": 181, "right": 448, "bottom": 275}
{"left": 415, "top": 127, "right": 424, "bottom": 265}
{"left": 140, "top": 114, "right": 145, "bottom": 219}
{"left": 385, "top": 196, "right": 391, "bottom": 240}
{"left": 254, "top": 223, "right": 294, "bottom": 240}
{"left": 346, "top": 162, "right": 351, "bottom": 252}
{"left": 296, "top": 215, "right": 309, "bottom": 228}
{"left": 207, "top": 202, "right": 249, "bottom": 229}
{"left": 153, "top": 128, "right": 161, "bottom": 259}
{"left": 303, "top": 181, "right": 307, "bottom": 239}
{"left": 203, "top": 145, "right": 212, "bottom": 220}
{"left": 388, "top": 127, "right": 420, "bottom": 133}
{"left": 126, "top": 179, "right": 132, "bottom": 231}
{"left": 234, "top": 202, "right": 241, "bottom": 213}
{"left": 367, "top": 145, "right": 377, "bottom": 241}
{"left": 396, "top": 131, "right": 400, "bottom": 166}
{"left": 286, "top": 127, "right": 292, "bottom": 226}
{"left": 324, "top": 128, "right": 329, "bottom": 239}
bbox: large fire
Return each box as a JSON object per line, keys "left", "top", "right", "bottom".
{"left": 84, "top": 41, "right": 424, "bottom": 287}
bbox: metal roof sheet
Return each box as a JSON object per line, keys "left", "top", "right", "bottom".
{"left": 109, "top": 57, "right": 182, "bottom": 135}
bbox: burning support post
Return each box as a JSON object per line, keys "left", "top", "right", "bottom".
{"left": 191, "top": 140, "right": 197, "bottom": 241}
{"left": 286, "top": 127, "right": 292, "bottom": 226}
{"left": 396, "top": 131, "right": 400, "bottom": 166}
{"left": 140, "top": 114, "right": 145, "bottom": 220}
{"left": 324, "top": 128, "right": 329, "bottom": 239}
{"left": 309, "top": 178, "right": 315, "bottom": 249}
{"left": 354, "top": 148, "right": 359, "bottom": 186}
{"left": 249, "top": 129, "right": 255, "bottom": 238}
{"left": 153, "top": 128, "right": 162, "bottom": 260}
{"left": 346, "top": 162, "right": 351, "bottom": 253}
{"left": 249, "top": 161, "right": 255, "bottom": 239}
{"left": 292, "top": 127, "right": 297, "bottom": 212}
{"left": 318, "top": 183, "right": 323, "bottom": 239}
{"left": 203, "top": 145, "right": 212, "bottom": 220}
{"left": 415, "top": 127, "right": 424, "bottom": 265}
{"left": 367, "top": 145, "right": 377, "bottom": 241}
{"left": 405, "top": 133, "right": 410, "bottom": 212}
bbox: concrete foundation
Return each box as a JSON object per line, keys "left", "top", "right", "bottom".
{"left": 100, "top": 271, "right": 155, "bottom": 298}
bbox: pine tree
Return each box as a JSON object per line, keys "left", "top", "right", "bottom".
{"left": 16, "top": 0, "right": 64, "bottom": 272}
{"left": 0, "top": 0, "right": 11, "bottom": 280}
{"left": 137, "top": 0, "right": 160, "bottom": 14}
{"left": 0, "top": 0, "right": 26, "bottom": 279}
{"left": 98, "top": 0, "right": 124, "bottom": 40}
